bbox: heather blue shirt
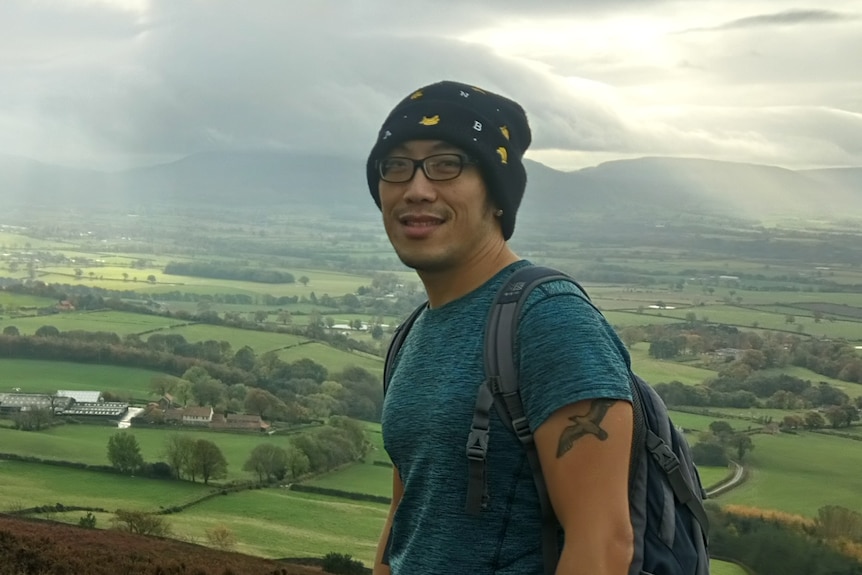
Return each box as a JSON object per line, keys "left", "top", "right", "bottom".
{"left": 382, "top": 261, "right": 632, "bottom": 575}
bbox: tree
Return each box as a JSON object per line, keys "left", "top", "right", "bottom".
{"left": 1, "top": 325, "right": 17, "bottom": 336}
{"left": 190, "top": 439, "right": 228, "bottom": 484}
{"left": 35, "top": 325, "right": 60, "bottom": 338}
{"left": 12, "top": 407, "right": 53, "bottom": 431}
{"left": 112, "top": 509, "right": 171, "bottom": 537}
{"left": 149, "top": 375, "right": 177, "bottom": 398}
{"left": 299, "top": 275, "right": 309, "bottom": 286}
{"left": 708, "top": 420, "right": 734, "bottom": 441}
{"left": 146, "top": 274, "right": 157, "bottom": 283}
{"left": 107, "top": 431, "right": 144, "bottom": 475}
{"left": 803, "top": 410, "right": 826, "bottom": 430}
{"left": 74, "top": 268, "right": 83, "bottom": 279}
{"left": 729, "top": 433, "right": 754, "bottom": 461}
{"left": 163, "top": 434, "right": 195, "bottom": 480}
{"left": 205, "top": 524, "right": 237, "bottom": 550}
{"left": 243, "top": 443, "right": 289, "bottom": 482}
{"left": 244, "top": 388, "right": 283, "bottom": 419}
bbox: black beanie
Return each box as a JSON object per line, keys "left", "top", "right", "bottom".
{"left": 366, "top": 80, "right": 531, "bottom": 240}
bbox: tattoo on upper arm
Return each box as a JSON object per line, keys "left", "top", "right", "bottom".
{"left": 556, "top": 399, "right": 617, "bottom": 458}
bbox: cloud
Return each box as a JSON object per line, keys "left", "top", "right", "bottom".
{"left": 0, "top": 0, "right": 860, "bottom": 171}
{"left": 698, "top": 9, "right": 854, "bottom": 32}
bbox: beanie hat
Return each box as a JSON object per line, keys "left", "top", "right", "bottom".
{"left": 366, "top": 80, "right": 531, "bottom": 240}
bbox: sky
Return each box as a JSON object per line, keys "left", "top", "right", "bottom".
{"left": 1, "top": 0, "right": 861, "bottom": 172}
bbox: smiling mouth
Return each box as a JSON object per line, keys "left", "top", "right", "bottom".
{"left": 399, "top": 215, "right": 445, "bottom": 227}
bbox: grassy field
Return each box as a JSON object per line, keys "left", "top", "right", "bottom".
{"left": 278, "top": 342, "right": 384, "bottom": 375}
{"left": 306, "top": 461, "right": 392, "bottom": 498}
{"left": 709, "top": 559, "right": 749, "bottom": 575}
{"left": 714, "top": 432, "right": 862, "bottom": 517}
{"left": 0, "top": 358, "right": 168, "bottom": 399}
{"left": 0, "top": 459, "right": 209, "bottom": 512}
{"left": 0, "top": 424, "right": 314, "bottom": 483}
{"left": 698, "top": 465, "right": 734, "bottom": 488}
{"left": 0, "top": 310, "right": 188, "bottom": 336}
{"left": 628, "top": 345, "right": 717, "bottom": 385}
{"left": 667, "top": 410, "right": 749, "bottom": 432}
{"left": 173, "top": 488, "right": 388, "bottom": 563}
{"left": 39, "top": 267, "right": 380, "bottom": 300}
{"left": 0, "top": 292, "right": 57, "bottom": 309}
{"left": 161, "top": 323, "right": 308, "bottom": 355}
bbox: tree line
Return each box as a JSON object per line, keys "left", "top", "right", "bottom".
{"left": 162, "top": 261, "right": 296, "bottom": 284}
{"left": 622, "top": 323, "right": 862, "bottom": 385}
{"left": 106, "top": 416, "right": 369, "bottom": 485}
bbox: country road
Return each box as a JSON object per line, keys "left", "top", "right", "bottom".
{"left": 706, "top": 461, "right": 745, "bottom": 498}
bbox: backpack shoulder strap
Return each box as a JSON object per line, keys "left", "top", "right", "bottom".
{"left": 384, "top": 302, "right": 427, "bottom": 396}
{"left": 482, "top": 265, "right": 578, "bottom": 575}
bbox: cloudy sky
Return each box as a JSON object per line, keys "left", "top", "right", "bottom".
{"left": 1, "top": 0, "right": 861, "bottom": 172}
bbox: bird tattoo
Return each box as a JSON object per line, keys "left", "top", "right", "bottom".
{"left": 556, "top": 399, "right": 616, "bottom": 458}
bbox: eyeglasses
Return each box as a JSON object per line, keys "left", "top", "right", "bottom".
{"left": 377, "top": 153, "right": 478, "bottom": 183}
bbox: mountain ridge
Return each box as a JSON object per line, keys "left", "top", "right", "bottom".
{"left": 1, "top": 152, "right": 860, "bottom": 220}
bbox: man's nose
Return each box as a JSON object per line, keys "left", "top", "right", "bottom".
{"left": 402, "top": 167, "right": 437, "bottom": 203}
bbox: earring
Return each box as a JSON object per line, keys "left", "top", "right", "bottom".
{"left": 494, "top": 209, "right": 503, "bottom": 217}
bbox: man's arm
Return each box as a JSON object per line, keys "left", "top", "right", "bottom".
{"left": 533, "top": 398, "right": 634, "bottom": 575}
{"left": 372, "top": 468, "right": 403, "bottom": 575}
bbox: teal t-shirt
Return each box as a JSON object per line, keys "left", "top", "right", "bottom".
{"left": 382, "top": 261, "right": 632, "bottom": 575}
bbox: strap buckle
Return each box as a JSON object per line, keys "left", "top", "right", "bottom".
{"left": 466, "top": 428, "right": 489, "bottom": 461}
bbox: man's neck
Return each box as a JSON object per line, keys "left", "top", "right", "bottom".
{"left": 418, "top": 243, "right": 520, "bottom": 308}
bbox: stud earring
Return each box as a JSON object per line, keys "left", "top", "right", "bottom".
{"left": 494, "top": 209, "right": 503, "bottom": 217}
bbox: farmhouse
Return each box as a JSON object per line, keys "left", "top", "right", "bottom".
{"left": 182, "top": 406, "right": 214, "bottom": 426}
{"left": 211, "top": 413, "right": 270, "bottom": 432}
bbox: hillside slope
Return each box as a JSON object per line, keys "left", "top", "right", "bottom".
{"left": 0, "top": 514, "right": 322, "bottom": 575}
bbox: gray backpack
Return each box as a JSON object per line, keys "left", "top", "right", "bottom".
{"left": 384, "top": 265, "right": 710, "bottom": 575}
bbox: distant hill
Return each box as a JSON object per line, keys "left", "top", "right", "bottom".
{"left": 1, "top": 152, "right": 860, "bottom": 222}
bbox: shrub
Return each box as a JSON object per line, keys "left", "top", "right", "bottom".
{"left": 321, "top": 552, "right": 366, "bottom": 575}
{"left": 78, "top": 512, "right": 97, "bottom": 529}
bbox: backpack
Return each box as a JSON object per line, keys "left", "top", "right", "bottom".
{"left": 384, "top": 264, "right": 710, "bottom": 575}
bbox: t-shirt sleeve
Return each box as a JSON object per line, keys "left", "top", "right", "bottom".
{"left": 516, "top": 283, "right": 633, "bottom": 432}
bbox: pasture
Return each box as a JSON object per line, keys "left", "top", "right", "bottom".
{"left": 278, "top": 342, "right": 384, "bottom": 375}
{"left": 628, "top": 345, "right": 717, "bottom": 386}
{"left": 713, "top": 432, "right": 862, "bottom": 517}
{"left": 159, "top": 323, "right": 308, "bottom": 355}
{"left": 0, "top": 310, "right": 187, "bottom": 336}
{"left": 0, "top": 424, "right": 307, "bottom": 483}
{"left": 0, "top": 359, "right": 167, "bottom": 399}
{"left": 0, "top": 459, "right": 208, "bottom": 512}
{"left": 173, "top": 488, "right": 388, "bottom": 563}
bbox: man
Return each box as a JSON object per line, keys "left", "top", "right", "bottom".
{"left": 366, "top": 80, "right": 634, "bottom": 575}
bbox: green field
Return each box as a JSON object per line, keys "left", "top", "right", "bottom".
{"left": 0, "top": 424, "right": 316, "bottom": 482}
{"left": 173, "top": 488, "right": 388, "bottom": 562}
{"left": 306, "top": 461, "right": 392, "bottom": 498}
{"left": 709, "top": 559, "right": 749, "bottom": 575}
{"left": 162, "top": 323, "right": 308, "bottom": 355}
{"left": 278, "top": 342, "right": 384, "bottom": 375}
{"left": 0, "top": 292, "right": 57, "bottom": 309}
{"left": 628, "top": 345, "right": 717, "bottom": 385}
{"left": 0, "top": 459, "right": 208, "bottom": 512}
{"left": 0, "top": 358, "right": 169, "bottom": 399}
{"left": 668, "top": 410, "right": 748, "bottom": 433}
{"left": 0, "top": 310, "right": 187, "bottom": 336}
{"left": 714, "top": 432, "right": 862, "bottom": 517}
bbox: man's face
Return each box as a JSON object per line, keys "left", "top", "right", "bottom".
{"left": 377, "top": 139, "right": 501, "bottom": 273}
